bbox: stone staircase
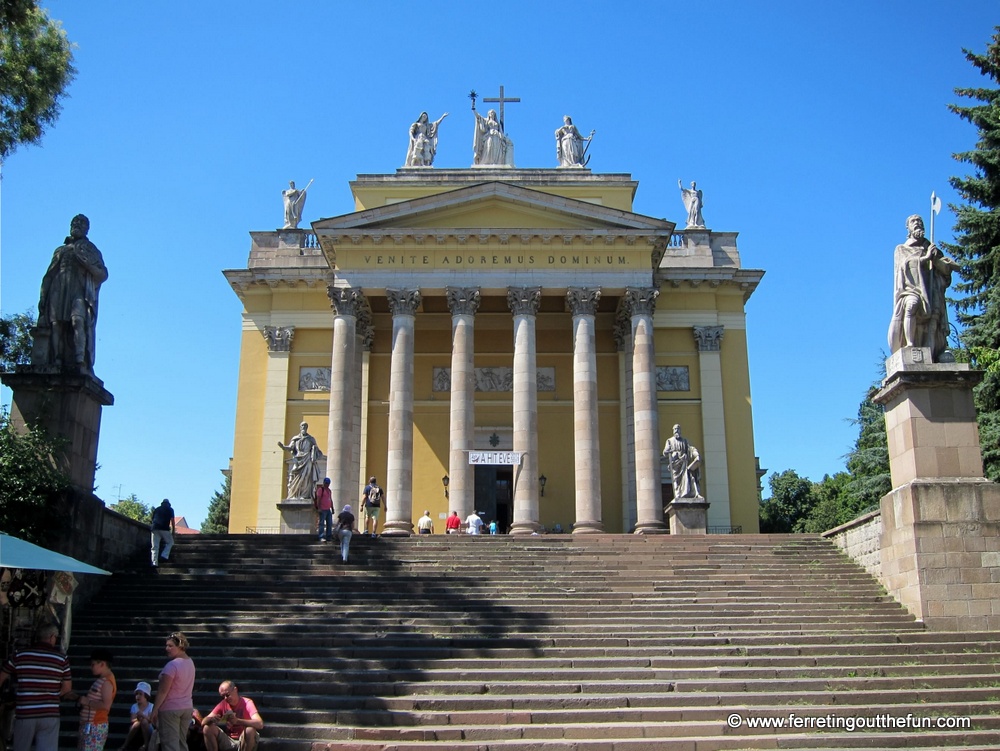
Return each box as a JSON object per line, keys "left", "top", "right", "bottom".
{"left": 64, "top": 534, "right": 1000, "bottom": 750}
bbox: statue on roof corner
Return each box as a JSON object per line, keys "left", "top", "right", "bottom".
{"left": 554, "top": 116, "right": 593, "bottom": 167}
{"left": 678, "top": 180, "right": 705, "bottom": 228}
{"left": 888, "top": 214, "right": 960, "bottom": 363}
{"left": 282, "top": 179, "right": 312, "bottom": 229}
{"left": 34, "top": 214, "right": 108, "bottom": 373}
{"left": 405, "top": 112, "right": 449, "bottom": 167}
{"left": 472, "top": 106, "right": 514, "bottom": 167}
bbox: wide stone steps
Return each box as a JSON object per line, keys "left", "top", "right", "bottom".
{"left": 59, "top": 534, "right": 998, "bottom": 750}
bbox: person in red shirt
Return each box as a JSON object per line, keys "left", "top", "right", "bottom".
{"left": 445, "top": 511, "right": 462, "bottom": 534}
{"left": 313, "top": 477, "right": 334, "bottom": 542}
{"left": 201, "top": 680, "right": 263, "bottom": 751}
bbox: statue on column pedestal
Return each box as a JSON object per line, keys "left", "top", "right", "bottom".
{"left": 278, "top": 422, "right": 324, "bottom": 500}
{"left": 34, "top": 214, "right": 108, "bottom": 373}
{"left": 662, "top": 424, "right": 703, "bottom": 501}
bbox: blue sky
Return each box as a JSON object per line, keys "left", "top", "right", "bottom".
{"left": 1, "top": 2, "right": 995, "bottom": 528}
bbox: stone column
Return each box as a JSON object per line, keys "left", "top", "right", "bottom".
{"left": 693, "top": 325, "right": 731, "bottom": 528}
{"left": 614, "top": 314, "right": 637, "bottom": 532}
{"left": 447, "top": 287, "right": 481, "bottom": 521}
{"left": 627, "top": 287, "right": 667, "bottom": 534}
{"left": 508, "top": 286, "right": 542, "bottom": 535}
{"left": 258, "top": 325, "right": 294, "bottom": 530}
{"left": 326, "top": 287, "right": 361, "bottom": 512}
{"left": 349, "top": 311, "right": 373, "bottom": 512}
{"left": 567, "top": 287, "right": 604, "bottom": 533}
{"left": 383, "top": 288, "right": 421, "bottom": 536}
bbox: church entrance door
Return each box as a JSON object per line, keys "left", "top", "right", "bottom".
{"left": 474, "top": 465, "right": 513, "bottom": 533}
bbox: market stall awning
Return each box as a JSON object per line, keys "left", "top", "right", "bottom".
{"left": 0, "top": 534, "right": 110, "bottom": 575}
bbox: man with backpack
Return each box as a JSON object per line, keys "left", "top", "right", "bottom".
{"left": 362, "top": 477, "right": 385, "bottom": 537}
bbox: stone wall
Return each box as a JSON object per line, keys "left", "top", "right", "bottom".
{"left": 823, "top": 510, "right": 883, "bottom": 582}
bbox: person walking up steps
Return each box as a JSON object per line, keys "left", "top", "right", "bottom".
{"left": 362, "top": 477, "right": 384, "bottom": 537}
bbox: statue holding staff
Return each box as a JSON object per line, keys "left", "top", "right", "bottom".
{"left": 555, "top": 116, "right": 594, "bottom": 167}
{"left": 282, "top": 179, "right": 313, "bottom": 229}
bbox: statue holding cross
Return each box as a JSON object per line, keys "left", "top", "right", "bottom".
{"left": 470, "top": 86, "right": 518, "bottom": 167}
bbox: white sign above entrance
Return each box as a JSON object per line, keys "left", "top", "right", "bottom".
{"left": 468, "top": 451, "right": 523, "bottom": 466}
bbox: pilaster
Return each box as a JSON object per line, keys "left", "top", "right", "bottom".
{"left": 692, "top": 325, "right": 731, "bottom": 527}
{"left": 258, "top": 325, "right": 294, "bottom": 529}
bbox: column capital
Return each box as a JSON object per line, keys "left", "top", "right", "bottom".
{"left": 327, "top": 286, "right": 364, "bottom": 317}
{"left": 507, "top": 286, "right": 542, "bottom": 317}
{"left": 566, "top": 287, "right": 601, "bottom": 316}
{"left": 262, "top": 325, "right": 294, "bottom": 352}
{"left": 693, "top": 325, "right": 725, "bottom": 351}
{"left": 446, "top": 286, "right": 482, "bottom": 316}
{"left": 387, "top": 288, "right": 422, "bottom": 316}
{"left": 623, "top": 286, "right": 659, "bottom": 318}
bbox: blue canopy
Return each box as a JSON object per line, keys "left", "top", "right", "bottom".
{"left": 0, "top": 534, "right": 110, "bottom": 575}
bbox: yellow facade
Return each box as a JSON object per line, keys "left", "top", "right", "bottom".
{"left": 225, "top": 168, "right": 763, "bottom": 534}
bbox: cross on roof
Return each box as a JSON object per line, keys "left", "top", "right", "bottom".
{"left": 483, "top": 85, "right": 520, "bottom": 131}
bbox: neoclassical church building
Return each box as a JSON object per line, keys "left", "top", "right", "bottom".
{"left": 224, "top": 140, "right": 764, "bottom": 535}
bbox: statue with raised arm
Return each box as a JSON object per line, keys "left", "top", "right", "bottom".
{"left": 35, "top": 214, "right": 108, "bottom": 372}
{"left": 282, "top": 179, "right": 312, "bottom": 229}
{"left": 405, "top": 111, "right": 449, "bottom": 167}
{"left": 277, "top": 422, "right": 324, "bottom": 499}
{"left": 472, "top": 107, "right": 512, "bottom": 166}
{"left": 888, "top": 214, "right": 960, "bottom": 362}
{"left": 554, "top": 116, "right": 593, "bottom": 167}
{"left": 662, "top": 424, "right": 703, "bottom": 500}
{"left": 678, "top": 180, "right": 705, "bottom": 228}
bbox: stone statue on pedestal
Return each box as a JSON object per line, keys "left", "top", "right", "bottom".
{"left": 554, "top": 116, "right": 593, "bottom": 167}
{"left": 282, "top": 180, "right": 312, "bottom": 229}
{"left": 34, "top": 214, "right": 108, "bottom": 373}
{"left": 662, "top": 424, "right": 703, "bottom": 500}
{"left": 888, "top": 214, "right": 960, "bottom": 362}
{"left": 405, "top": 111, "right": 448, "bottom": 167}
{"left": 472, "top": 108, "right": 513, "bottom": 166}
{"left": 678, "top": 180, "right": 705, "bottom": 229}
{"left": 278, "top": 422, "right": 324, "bottom": 500}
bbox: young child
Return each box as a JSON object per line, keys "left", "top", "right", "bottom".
{"left": 121, "top": 681, "right": 154, "bottom": 750}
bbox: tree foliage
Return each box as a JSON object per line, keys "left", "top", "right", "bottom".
{"left": 843, "top": 384, "right": 891, "bottom": 514}
{"left": 0, "top": 406, "right": 70, "bottom": 544}
{"left": 0, "top": 310, "right": 34, "bottom": 371}
{"left": 944, "top": 27, "right": 1000, "bottom": 481}
{"left": 110, "top": 493, "right": 151, "bottom": 524}
{"left": 759, "top": 470, "right": 815, "bottom": 533}
{"left": 0, "top": 1, "right": 76, "bottom": 161}
{"left": 202, "top": 474, "right": 230, "bottom": 534}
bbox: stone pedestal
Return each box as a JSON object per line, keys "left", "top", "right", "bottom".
{"left": 277, "top": 499, "right": 317, "bottom": 534}
{"left": 873, "top": 348, "right": 1000, "bottom": 630}
{"left": 667, "top": 500, "right": 710, "bottom": 535}
{"left": 1, "top": 369, "right": 114, "bottom": 493}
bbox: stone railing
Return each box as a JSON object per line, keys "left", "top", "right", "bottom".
{"left": 822, "top": 509, "right": 882, "bottom": 582}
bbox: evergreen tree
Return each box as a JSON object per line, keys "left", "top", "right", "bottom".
{"left": 0, "top": 1, "right": 76, "bottom": 160}
{"left": 944, "top": 27, "right": 1000, "bottom": 480}
{"left": 110, "top": 493, "right": 151, "bottom": 524}
{"left": 202, "top": 474, "right": 230, "bottom": 534}
{"left": 843, "top": 384, "right": 892, "bottom": 515}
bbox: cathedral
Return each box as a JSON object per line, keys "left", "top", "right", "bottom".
{"left": 224, "top": 105, "right": 763, "bottom": 536}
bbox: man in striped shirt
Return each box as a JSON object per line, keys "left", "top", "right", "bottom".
{"left": 0, "top": 622, "right": 72, "bottom": 751}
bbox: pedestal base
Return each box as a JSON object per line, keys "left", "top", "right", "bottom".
{"left": 277, "top": 499, "right": 316, "bottom": 534}
{"left": 1, "top": 369, "right": 114, "bottom": 492}
{"left": 571, "top": 520, "right": 605, "bottom": 534}
{"left": 880, "top": 479, "right": 1000, "bottom": 631}
{"left": 667, "top": 499, "right": 710, "bottom": 535}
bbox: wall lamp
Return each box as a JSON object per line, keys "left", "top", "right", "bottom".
{"left": 442, "top": 474, "right": 450, "bottom": 498}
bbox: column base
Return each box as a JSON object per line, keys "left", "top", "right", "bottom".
{"left": 381, "top": 522, "right": 413, "bottom": 537}
{"left": 667, "top": 500, "right": 710, "bottom": 535}
{"left": 633, "top": 521, "right": 669, "bottom": 535}
{"left": 571, "top": 520, "right": 605, "bottom": 534}
{"left": 509, "top": 521, "right": 542, "bottom": 536}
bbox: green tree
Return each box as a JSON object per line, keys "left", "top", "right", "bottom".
{"left": 0, "top": 1, "right": 76, "bottom": 160}
{"left": 843, "top": 384, "right": 891, "bottom": 515}
{"left": 0, "top": 406, "right": 70, "bottom": 544}
{"left": 945, "top": 27, "right": 1000, "bottom": 481}
{"left": 759, "top": 470, "right": 817, "bottom": 533}
{"left": 800, "top": 472, "right": 853, "bottom": 533}
{"left": 0, "top": 310, "right": 35, "bottom": 371}
{"left": 202, "top": 474, "right": 230, "bottom": 534}
{"left": 110, "top": 493, "right": 151, "bottom": 524}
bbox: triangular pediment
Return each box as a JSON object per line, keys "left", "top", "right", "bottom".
{"left": 312, "top": 182, "right": 672, "bottom": 233}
